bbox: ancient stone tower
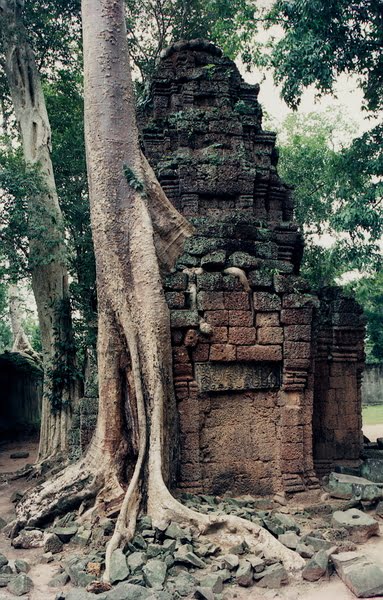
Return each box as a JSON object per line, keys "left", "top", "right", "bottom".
{"left": 139, "top": 40, "right": 365, "bottom": 497}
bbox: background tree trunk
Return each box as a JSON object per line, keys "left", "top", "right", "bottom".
{"left": 0, "top": 0, "right": 79, "bottom": 460}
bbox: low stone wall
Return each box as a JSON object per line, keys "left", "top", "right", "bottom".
{"left": 362, "top": 364, "right": 383, "bottom": 405}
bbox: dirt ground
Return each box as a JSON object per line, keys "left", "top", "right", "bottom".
{"left": 2, "top": 437, "right": 383, "bottom": 600}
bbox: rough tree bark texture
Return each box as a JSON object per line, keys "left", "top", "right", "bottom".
{"left": 13, "top": 0, "right": 304, "bottom": 580}
{"left": 0, "top": 0, "right": 78, "bottom": 459}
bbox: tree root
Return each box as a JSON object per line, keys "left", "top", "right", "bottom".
{"left": 12, "top": 447, "right": 123, "bottom": 530}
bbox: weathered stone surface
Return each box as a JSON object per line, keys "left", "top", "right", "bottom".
{"left": 12, "top": 529, "right": 44, "bottom": 549}
{"left": 195, "top": 362, "right": 280, "bottom": 392}
{"left": 103, "top": 582, "right": 154, "bottom": 600}
{"left": 194, "top": 588, "right": 215, "bottom": 600}
{"left": 167, "top": 571, "right": 196, "bottom": 597}
{"left": 174, "top": 546, "right": 206, "bottom": 569}
{"left": 64, "top": 557, "right": 94, "bottom": 587}
{"left": 302, "top": 550, "right": 330, "bottom": 582}
{"left": 164, "top": 523, "right": 191, "bottom": 542}
{"left": 127, "top": 551, "right": 147, "bottom": 573}
{"left": 236, "top": 560, "right": 253, "bottom": 587}
{"left": 53, "top": 525, "right": 78, "bottom": 543}
{"left": 44, "top": 533, "right": 63, "bottom": 554}
{"left": 332, "top": 551, "right": 383, "bottom": 597}
{"left": 198, "top": 573, "right": 224, "bottom": 593}
{"left": 278, "top": 532, "right": 299, "bottom": 550}
{"left": 0, "top": 556, "right": 7, "bottom": 570}
{"left": 48, "top": 572, "right": 70, "bottom": 587}
{"left": 109, "top": 549, "right": 129, "bottom": 584}
{"left": 142, "top": 559, "right": 167, "bottom": 590}
{"left": 14, "top": 560, "right": 30, "bottom": 574}
{"left": 221, "top": 554, "right": 239, "bottom": 570}
{"left": 255, "top": 564, "right": 288, "bottom": 588}
{"left": 332, "top": 509, "right": 379, "bottom": 543}
{"left": 7, "top": 573, "right": 33, "bottom": 596}
{"left": 327, "top": 472, "right": 383, "bottom": 501}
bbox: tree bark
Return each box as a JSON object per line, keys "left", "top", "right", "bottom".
{"left": 8, "top": 283, "right": 39, "bottom": 360}
{"left": 0, "top": 0, "right": 78, "bottom": 460}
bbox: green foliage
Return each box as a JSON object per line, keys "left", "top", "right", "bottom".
{"left": 125, "top": 0, "right": 258, "bottom": 82}
{"left": 266, "top": 0, "right": 383, "bottom": 113}
{"left": 123, "top": 164, "right": 144, "bottom": 192}
{"left": 277, "top": 110, "right": 383, "bottom": 282}
{"left": 44, "top": 70, "right": 97, "bottom": 363}
{"left": 347, "top": 272, "right": 383, "bottom": 363}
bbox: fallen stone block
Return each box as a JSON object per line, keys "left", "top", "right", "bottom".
{"left": 7, "top": 573, "right": 33, "bottom": 596}
{"left": 332, "top": 509, "right": 379, "bottom": 543}
{"left": 302, "top": 550, "right": 330, "bottom": 582}
{"left": 327, "top": 472, "right": 383, "bottom": 501}
{"left": 332, "top": 551, "right": 383, "bottom": 597}
{"left": 255, "top": 563, "right": 288, "bottom": 588}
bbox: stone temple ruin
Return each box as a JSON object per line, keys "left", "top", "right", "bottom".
{"left": 139, "top": 40, "right": 366, "bottom": 497}
{"left": 72, "top": 40, "right": 365, "bottom": 497}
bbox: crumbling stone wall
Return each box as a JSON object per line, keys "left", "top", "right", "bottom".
{"left": 313, "top": 289, "right": 365, "bottom": 476}
{"left": 140, "top": 39, "right": 363, "bottom": 496}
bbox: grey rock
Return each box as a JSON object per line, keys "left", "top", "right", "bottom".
{"left": 64, "top": 591, "right": 97, "bottom": 600}
{"left": 247, "top": 555, "right": 265, "bottom": 573}
{"left": 0, "top": 574, "right": 14, "bottom": 587}
{"left": 143, "top": 558, "right": 167, "bottom": 590}
{"left": 72, "top": 529, "right": 92, "bottom": 547}
{"left": 302, "top": 550, "right": 329, "bottom": 582}
{"left": 48, "top": 572, "right": 70, "bottom": 587}
{"left": 0, "top": 566, "right": 12, "bottom": 575}
{"left": 44, "top": 533, "right": 63, "bottom": 554}
{"left": 64, "top": 557, "right": 94, "bottom": 588}
{"left": 147, "top": 543, "right": 164, "bottom": 559}
{"left": 296, "top": 542, "right": 315, "bottom": 558}
{"left": 327, "top": 472, "right": 383, "bottom": 502}
{"left": 301, "top": 535, "right": 333, "bottom": 551}
{"left": 12, "top": 529, "right": 44, "bottom": 549}
{"left": 127, "top": 551, "right": 147, "bottom": 573}
{"left": 376, "top": 500, "right": 383, "bottom": 517}
{"left": 174, "top": 546, "right": 206, "bottom": 569}
{"left": 53, "top": 525, "right": 78, "bottom": 543}
{"left": 194, "top": 587, "right": 215, "bottom": 600}
{"left": 0, "top": 556, "right": 8, "bottom": 569}
{"left": 198, "top": 573, "right": 223, "bottom": 593}
{"left": 109, "top": 549, "right": 129, "bottom": 584}
{"left": 7, "top": 573, "right": 33, "bottom": 596}
{"left": 14, "top": 560, "right": 30, "bottom": 574}
{"left": 105, "top": 581, "right": 154, "bottom": 599}
{"left": 196, "top": 543, "right": 220, "bottom": 558}
{"left": 332, "top": 551, "right": 383, "bottom": 597}
{"left": 162, "top": 539, "right": 176, "bottom": 552}
{"left": 167, "top": 571, "right": 196, "bottom": 596}
{"left": 236, "top": 560, "right": 253, "bottom": 587}
{"left": 228, "top": 540, "right": 249, "bottom": 555}
{"left": 164, "top": 523, "right": 192, "bottom": 542}
{"left": 332, "top": 509, "right": 379, "bottom": 543}
{"left": 220, "top": 554, "right": 239, "bottom": 570}
{"left": 278, "top": 531, "right": 299, "bottom": 550}
{"left": 255, "top": 563, "right": 288, "bottom": 588}
{"left": 40, "top": 552, "right": 54, "bottom": 564}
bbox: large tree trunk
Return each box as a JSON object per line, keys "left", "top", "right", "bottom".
{"left": 0, "top": 0, "right": 78, "bottom": 460}
{"left": 14, "top": 0, "right": 304, "bottom": 580}
{"left": 8, "top": 283, "right": 39, "bottom": 360}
